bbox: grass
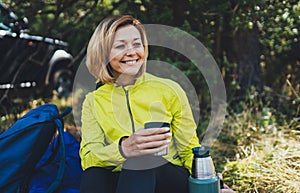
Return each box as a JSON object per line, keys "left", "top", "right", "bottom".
{"left": 212, "top": 98, "right": 300, "bottom": 193}
{"left": 0, "top": 94, "right": 80, "bottom": 138}
{"left": 222, "top": 129, "right": 300, "bottom": 193}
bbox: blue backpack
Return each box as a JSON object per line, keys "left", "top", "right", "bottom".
{"left": 28, "top": 131, "right": 82, "bottom": 193}
{"left": 0, "top": 104, "right": 72, "bottom": 193}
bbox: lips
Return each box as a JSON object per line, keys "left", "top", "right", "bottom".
{"left": 121, "top": 59, "right": 139, "bottom": 65}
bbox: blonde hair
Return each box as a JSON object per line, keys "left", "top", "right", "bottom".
{"left": 86, "top": 15, "right": 149, "bottom": 84}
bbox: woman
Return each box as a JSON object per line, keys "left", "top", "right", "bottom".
{"left": 80, "top": 15, "right": 233, "bottom": 193}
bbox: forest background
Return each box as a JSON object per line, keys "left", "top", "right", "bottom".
{"left": 1, "top": 0, "right": 300, "bottom": 192}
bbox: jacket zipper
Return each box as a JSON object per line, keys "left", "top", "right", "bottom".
{"left": 123, "top": 87, "right": 135, "bottom": 133}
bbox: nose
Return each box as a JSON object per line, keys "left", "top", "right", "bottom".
{"left": 125, "top": 45, "right": 136, "bottom": 55}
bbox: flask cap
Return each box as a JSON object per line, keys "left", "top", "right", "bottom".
{"left": 192, "top": 146, "right": 210, "bottom": 158}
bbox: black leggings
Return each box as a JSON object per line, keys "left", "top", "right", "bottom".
{"left": 80, "top": 162, "right": 190, "bottom": 193}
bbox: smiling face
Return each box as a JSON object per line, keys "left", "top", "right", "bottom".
{"left": 109, "top": 25, "right": 145, "bottom": 79}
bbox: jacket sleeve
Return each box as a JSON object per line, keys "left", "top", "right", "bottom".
{"left": 79, "top": 93, "right": 126, "bottom": 170}
{"left": 169, "top": 83, "right": 200, "bottom": 173}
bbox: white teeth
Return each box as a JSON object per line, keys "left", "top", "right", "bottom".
{"left": 124, "top": 60, "right": 137, "bottom": 64}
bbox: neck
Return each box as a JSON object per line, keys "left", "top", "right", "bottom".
{"left": 115, "top": 74, "right": 136, "bottom": 86}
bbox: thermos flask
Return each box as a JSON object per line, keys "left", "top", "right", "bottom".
{"left": 189, "top": 146, "right": 220, "bottom": 193}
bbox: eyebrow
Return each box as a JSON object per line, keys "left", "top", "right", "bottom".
{"left": 114, "top": 38, "right": 141, "bottom": 42}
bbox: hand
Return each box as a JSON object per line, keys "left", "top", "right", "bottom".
{"left": 121, "top": 127, "right": 171, "bottom": 157}
{"left": 221, "top": 186, "right": 235, "bottom": 193}
{"left": 218, "top": 173, "right": 235, "bottom": 193}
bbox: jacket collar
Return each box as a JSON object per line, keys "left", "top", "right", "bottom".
{"left": 113, "top": 73, "right": 147, "bottom": 90}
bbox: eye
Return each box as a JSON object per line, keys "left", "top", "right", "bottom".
{"left": 114, "top": 44, "right": 125, "bottom": 49}
{"left": 133, "top": 42, "right": 142, "bottom": 48}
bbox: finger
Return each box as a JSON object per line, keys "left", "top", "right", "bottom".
{"left": 221, "top": 189, "right": 235, "bottom": 193}
{"left": 123, "top": 133, "right": 170, "bottom": 150}
{"left": 217, "top": 173, "right": 223, "bottom": 180}
{"left": 135, "top": 138, "right": 170, "bottom": 150}
{"left": 125, "top": 144, "right": 169, "bottom": 157}
{"left": 134, "top": 132, "right": 171, "bottom": 144}
{"left": 137, "top": 144, "right": 169, "bottom": 155}
{"left": 137, "top": 127, "right": 170, "bottom": 136}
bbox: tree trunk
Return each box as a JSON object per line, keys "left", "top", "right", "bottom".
{"left": 171, "top": 0, "right": 189, "bottom": 26}
{"left": 233, "top": 26, "right": 261, "bottom": 91}
{"left": 223, "top": 23, "right": 262, "bottom": 97}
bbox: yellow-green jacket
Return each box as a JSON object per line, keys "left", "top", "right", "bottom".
{"left": 80, "top": 73, "right": 200, "bottom": 172}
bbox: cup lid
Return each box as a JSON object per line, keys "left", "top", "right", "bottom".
{"left": 144, "top": 122, "right": 170, "bottom": 128}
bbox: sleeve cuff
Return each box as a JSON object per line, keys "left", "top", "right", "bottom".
{"left": 118, "top": 136, "right": 129, "bottom": 159}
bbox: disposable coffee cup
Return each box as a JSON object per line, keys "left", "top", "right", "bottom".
{"left": 144, "top": 122, "right": 170, "bottom": 156}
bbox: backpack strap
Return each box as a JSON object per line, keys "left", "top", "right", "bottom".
{"left": 57, "top": 107, "right": 72, "bottom": 119}
{"left": 45, "top": 107, "right": 72, "bottom": 193}
{"left": 33, "top": 108, "right": 72, "bottom": 175}
{"left": 37, "top": 137, "right": 61, "bottom": 169}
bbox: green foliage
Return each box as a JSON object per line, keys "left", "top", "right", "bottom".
{"left": 2, "top": 1, "right": 298, "bottom": 96}
{"left": 258, "top": 0, "right": 299, "bottom": 55}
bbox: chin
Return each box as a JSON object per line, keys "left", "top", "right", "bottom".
{"left": 123, "top": 71, "right": 139, "bottom": 76}
{"left": 122, "top": 67, "right": 142, "bottom": 75}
